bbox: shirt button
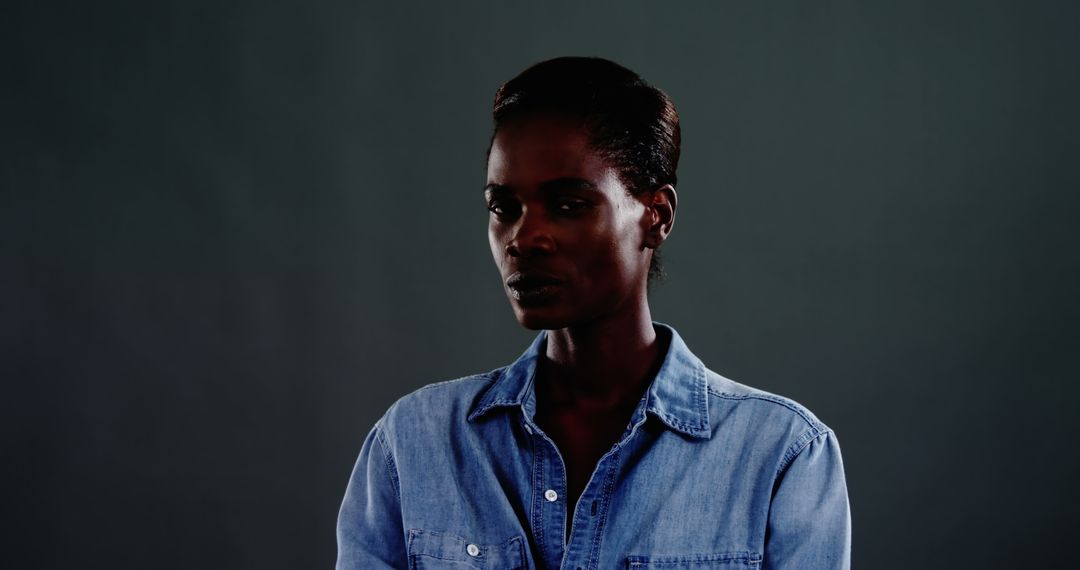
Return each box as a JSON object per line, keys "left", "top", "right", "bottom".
{"left": 544, "top": 489, "right": 558, "bottom": 502}
{"left": 466, "top": 543, "right": 480, "bottom": 557}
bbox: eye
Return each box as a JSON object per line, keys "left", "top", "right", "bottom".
{"left": 487, "top": 199, "right": 520, "bottom": 217}
{"left": 556, "top": 199, "right": 591, "bottom": 214}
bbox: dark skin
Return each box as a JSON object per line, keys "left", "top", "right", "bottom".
{"left": 485, "top": 114, "right": 677, "bottom": 534}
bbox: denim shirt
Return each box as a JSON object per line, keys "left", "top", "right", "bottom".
{"left": 337, "top": 324, "right": 851, "bottom": 569}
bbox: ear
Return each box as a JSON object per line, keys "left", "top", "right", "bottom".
{"left": 641, "top": 184, "right": 677, "bottom": 250}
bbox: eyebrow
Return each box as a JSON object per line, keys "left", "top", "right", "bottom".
{"left": 484, "top": 177, "right": 600, "bottom": 197}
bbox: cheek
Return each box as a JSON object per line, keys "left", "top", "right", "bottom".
{"left": 573, "top": 227, "right": 634, "bottom": 280}
{"left": 488, "top": 226, "right": 500, "bottom": 260}
{"left": 488, "top": 223, "right": 508, "bottom": 266}
{"left": 588, "top": 218, "right": 645, "bottom": 283}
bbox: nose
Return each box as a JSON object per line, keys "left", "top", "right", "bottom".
{"left": 505, "top": 209, "right": 556, "bottom": 258}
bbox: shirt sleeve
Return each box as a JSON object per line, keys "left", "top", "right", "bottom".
{"left": 763, "top": 429, "right": 852, "bottom": 570}
{"left": 336, "top": 422, "right": 408, "bottom": 570}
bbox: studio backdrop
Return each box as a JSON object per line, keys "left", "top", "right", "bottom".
{"left": 2, "top": 1, "right": 1077, "bottom": 568}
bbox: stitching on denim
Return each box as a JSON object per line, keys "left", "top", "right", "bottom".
{"left": 407, "top": 532, "right": 523, "bottom": 567}
{"left": 694, "top": 359, "right": 708, "bottom": 427}
{"left": 656, "top": 412, "right": 703, "bottom": 432}
{"left": 482, "top": 399, "right": 521, "bottom": 407}
{"left": 471, "top": 367, "right": 530, "bottom": 419}
{"left": 406, "top": 529, "right": 419, "bottom": 567}
{"left": 413, "top": 371, "right": 498, "bottom": 394}
{"left": 626, "top": 550, "right": 762, "bottom": 565}
{"left": 588, "top": 449, "right": 619, "bottom": 570}
{"left": 775, "top": 427, "right": 831, "bottom": 477}
{"left": 706, "top": 387, "right": 823, "bottom": 431}
{"left": 647, "top": 356, "right": 710, "bottom": 437}
{"left": 374, "top": 422, "right": 402, "bottom": 506}
{"left": 531, "top": 438, "right": 545, "bottom": 558}
{"left": 408, "top": 529, "right": 467, "bottom": 563}
{"left": 409, "top": 551, "right": 461, "bottom": 563}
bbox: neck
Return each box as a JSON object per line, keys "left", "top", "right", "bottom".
{"left": 540, "top": 304, "right": 666, "bottom": 412}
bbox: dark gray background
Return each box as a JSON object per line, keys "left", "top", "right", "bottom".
{"left": 3, "top": 1, "right": 1077, "bottom": 568}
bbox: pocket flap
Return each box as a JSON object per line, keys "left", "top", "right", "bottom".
{"left": 626, "top": 551, "right": 762, "bottom": 568}
{"left": 408, "top": 528, "right": 525, "bottom": 569}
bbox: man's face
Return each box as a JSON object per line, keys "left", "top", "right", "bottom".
{"left": 485, "top": 115, "right": 652, "bottom": 330}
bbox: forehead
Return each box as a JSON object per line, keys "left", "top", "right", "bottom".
{"left": 486, "top": 116, "right": 616, "bottom": 187}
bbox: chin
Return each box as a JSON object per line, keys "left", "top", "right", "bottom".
{"left": 513, "top": 306, "right": 574, "bottom": 331}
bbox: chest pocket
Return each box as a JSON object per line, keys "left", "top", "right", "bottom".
{"left": 626, "top": 551, "right": 762, "bottom": 569}
{"left": 407, "top": 528, "right": 527, "bottom": 570}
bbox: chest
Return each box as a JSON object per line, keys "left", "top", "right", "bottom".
{"left": 395, "top": 415, "right": 774, "bottom": 570}
{"left": 535, "top": 408, "right": 633, "bottom": 511}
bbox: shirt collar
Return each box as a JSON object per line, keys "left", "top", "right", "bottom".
{"left": 467, "top": 322, "right": 711, "bottom": 439}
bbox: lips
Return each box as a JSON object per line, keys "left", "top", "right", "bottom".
{"left": 506, "top": 270, "right": 563, "bottom": 304}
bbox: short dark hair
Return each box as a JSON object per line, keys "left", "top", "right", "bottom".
{"left": 489, "top": 56, "right": 681, "bottom": 285}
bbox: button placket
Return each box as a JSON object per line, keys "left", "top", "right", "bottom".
{"left": 561, "top": 444, "right": 623, "bottom": 570}
{"left": 528, "top": 430, "right": 570, "bottom": 570}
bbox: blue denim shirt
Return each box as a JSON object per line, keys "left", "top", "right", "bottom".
{"left": 337, "top": 324, "right": 851, "bottom": 569}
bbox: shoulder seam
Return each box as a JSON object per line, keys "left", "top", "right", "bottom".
{"left": 409, "top": 371, "right": 499, "bottom": 394}
{"left": 372, "top": 422, "right": 402, "bottom": 503}
{"left": 775, "top": 426, "right": 833, "bottom": 477}
{"left": 706, "top": 385, "right": 823, "bottom": 430}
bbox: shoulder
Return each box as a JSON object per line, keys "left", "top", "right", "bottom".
{"left": 702, "top": 368, "right": 833, "bottom": 465}
{"left": 376, "top": 369, "right": 504, "bottom": 436}
{"left": 705, "top": 369, "right": 828, "bottom": 431}
{"left": 658, "top": 322, "right": 830, "bottom": 442}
